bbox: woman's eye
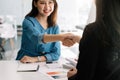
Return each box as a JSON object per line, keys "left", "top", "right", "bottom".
{"left": 40, "top": 2, "right": 45, "bottom": 4}
{"left": 39, "top": 2, "right": 45, "bottom": 4}
{"left": 49, "top": 1, "right": 54, "bottom": 4}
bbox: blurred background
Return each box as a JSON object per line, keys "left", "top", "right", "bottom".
{"left": 0, "top": 0, "right": 96, "bottom": 60}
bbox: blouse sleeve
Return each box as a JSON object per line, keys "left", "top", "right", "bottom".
{"left": 44, "top": 26, "right": 61, "bottom": 62}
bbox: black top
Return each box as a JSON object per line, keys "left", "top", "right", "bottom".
{"left": 69, "top": 21, "right": 120, "bottom": 80}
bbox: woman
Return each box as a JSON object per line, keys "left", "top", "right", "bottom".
{"left": 68, "top": 0, "right": 120, "bottom": 80}
{"left": 16, "top": 0, "right": 75, "bottom": 63}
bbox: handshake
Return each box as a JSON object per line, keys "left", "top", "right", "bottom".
{"left": 60, "top": 33, "right": 81, "bottom": 47}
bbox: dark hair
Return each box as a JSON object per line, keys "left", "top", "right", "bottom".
{"left": 94, "top": 0, "right": 120, "bottom": 46}
{"left": 95, "top": 0, "right": 103, "bottom": 21}
{"left": 25, "top": 0, "right": 58, "bottom": 27}
{"left": 103, "top": 0, "right": 120, "bottom": 33}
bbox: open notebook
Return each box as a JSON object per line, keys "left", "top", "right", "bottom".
{"left": 17, "top": 62, "right": 39, "bottom": 72}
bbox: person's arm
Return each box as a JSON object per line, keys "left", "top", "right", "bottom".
{"left": 43, "top": 34, "right": 63, "bottom": 43}
{"left": 20, "top": 55, "right": 46, "bottom": 63}
{"left": 43, "top": 26, "right": 61, "bottom": 62}
{"left": 43, "top": 33, "right": 75, "bottom": 43}
{"left": 75, "top": 25, "right": 100, "bottom": 80}
{"left": 72, "top": 35, "right": 81, "bottom": 43}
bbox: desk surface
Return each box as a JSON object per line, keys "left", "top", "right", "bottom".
{"left": 0, "top": 60, "right": 68, "bottom": 80}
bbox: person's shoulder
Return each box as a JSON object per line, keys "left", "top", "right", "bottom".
{"left": 23, "top": 16, "right": 35, "bottom": 23}
{"left": 22, "top": 16, "right": 35, "bottom": 26}
{"left": 82, "top": 22, "right": 104, "bottom": 40}
{"left": 48, "top": 24, "right": 60, "bottom": 33}
{"left": 50, "top": 24, "right": 59, "bottom": 27}
{"left": 49, "top": 24, "right": 59, "bottom": 29}
{"left": 54, "top": 24, "right": 59, "bottom": 28}
{"left": 84, "top": 22, "right": 97, "bottom": 33}
{"left": 85, "top": 22, "right": 102, "bottom": 33}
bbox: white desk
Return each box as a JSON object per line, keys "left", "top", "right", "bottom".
{"left": 0, "top": 60, "right": 68, "bottom": 80}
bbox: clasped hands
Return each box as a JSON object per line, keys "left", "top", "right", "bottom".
{"left": 61, "top": 33, "right": 80, "bottom": 47}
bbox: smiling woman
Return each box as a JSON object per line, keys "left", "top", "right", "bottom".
{"left": 0, "top": 0, "right": 92, "bottom": 60}
{"left": 15, "top": 0, "right": 75, "bottom": 63}
{"left": 16, "top": 0, "right": 61, "bottom": 63}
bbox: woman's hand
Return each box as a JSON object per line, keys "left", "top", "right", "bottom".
{"left": 61, "top": 33, "right": 81, "bottom": 47}
{"left": 20, "top": 56, "right": 38, "bottom": 63}
{"left": 61, "top": 33, "right": 75, "bottom": 47}
{"left": 67, "top": 68, "right": 77, "bottom": 78}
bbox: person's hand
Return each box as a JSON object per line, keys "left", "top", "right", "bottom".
{"left": 61, "top": 33, "right": 81, "bottom": 47}
{"left": 72, "top": 35, "right": 81, "bottom": 43}
{"left": 20, "top": 56, "right": 38, "bottom": 63}
{"left": 67, "top": 68, "right": 77, "bottom": 78}
{"left": 61, "top": 33, "right": 76, "bottom": 47}
{"left": 62, "top": 38, "right": 75, "bottom": 47}
{"left": 65, "top": 34, "right": 81, "bottom": 43}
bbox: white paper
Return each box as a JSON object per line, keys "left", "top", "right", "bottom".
{"left": 46, "top": 62, "right": 62, "bottom": 69}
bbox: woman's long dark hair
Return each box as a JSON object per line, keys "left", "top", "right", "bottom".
{"left": 103, "top": 0, "right": 120, "bottom": 34}
{"left": 25, "top": 0, "right": 58, "bottom": 27}
{"left": 103, "top": 0, "right": 120, "bottom": 47}
{"left": 95, "top": 0, "right": 120, "bottom": 46}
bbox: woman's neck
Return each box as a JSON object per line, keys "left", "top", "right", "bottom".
{"left": 36, "top": 15, "right": 48, "bottom": 29}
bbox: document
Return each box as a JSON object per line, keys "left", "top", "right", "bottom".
{"left": 17, "top": 62, "right": 39, "bottom": 72}
{"left": 47, "top": 71, "right": 67, "bottom": 80}
{"left": 46, "top": 61, "right": 62, "bottom": 69}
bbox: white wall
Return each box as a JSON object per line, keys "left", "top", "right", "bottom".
{"left": 57, "top": 0, "right": 78, "bottom": 31}
{"left": 0, "top": 0, "right": 32, "bottom": 25}
{"left": 87, "top": 0, "right": 96, "bottom": 24}
{"left": 57, "top": 0, "right": 92, "bottom": 31}
{"left": 0, "top": 0, "right": 92, "bottom": 28}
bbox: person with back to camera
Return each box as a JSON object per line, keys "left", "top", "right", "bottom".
{"left": 16, "top": 0, "right": 75, "bottom": 63}
{"left": 67, "top": 0, "right": 120, "bottom": 80}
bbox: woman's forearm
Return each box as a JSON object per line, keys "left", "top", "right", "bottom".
{"left": 43, "top": 34, "right": 64, "bottom": 43}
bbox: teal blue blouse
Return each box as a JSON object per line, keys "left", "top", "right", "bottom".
{"left": 16, "top": 17, "right": 61, "bottom": 62}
